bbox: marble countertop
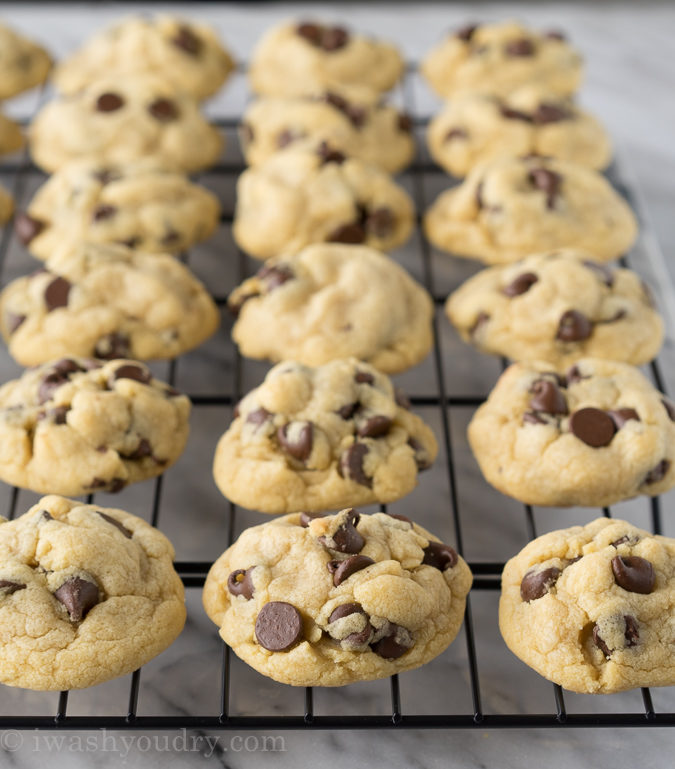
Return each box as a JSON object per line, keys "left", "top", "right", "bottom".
{"left": 0, "top": 3, "right": 674, "bottom": 768}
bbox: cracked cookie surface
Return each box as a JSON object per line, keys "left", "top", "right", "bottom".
{"left": 0, "top": 495, "right": 185, "bottom": 690}
{"left": 468, "top": 359, "right": 675, "bottom": 507}
{"left": 213, "top": 358, "right": 438, "bottom": 513}
{"left": 422, "top": 21, "right": 582, "bottom": 100}
{"left": 427, "top": 87, "right": 611, "bottom": 177}
{"left": 446, "top": 250, "right": 663, "bottom": 367}
{"left": 30, "top": 72, "right": 222, "bottom": 173}
{"left": 0, "top": 24, "right": 51, "bottom": 99}
{"left": 500, "top": 517, "right": 675, "bottom": 693}
{"left": 249, "top": 20, "right": 404, "bottom": 98}
{"left": 234, "top": 140, "right": 414, "bottom": 259}
{"left": 203, "top": 508, "right": 471, "bottom": 686}
{"left": 21, "top": 160, "right": 220, "bottom": 261}
{"left": 0, "top": 357, "right": 190, "bottom": 495}
{"left": 53, "top": 15, "right": 234, "bottom": 101}
{"left": 0, "top": 241, "right": 219, "bottom": 366}
{"left": 228, "top": 244, "right": 433, "bottom": 374}
{"left": 424, "top": 155, "right": 637, "bottom": 264}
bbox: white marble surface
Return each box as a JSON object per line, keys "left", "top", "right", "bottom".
{"left": 0, "top": 3, "right": 674, "bottom": 768}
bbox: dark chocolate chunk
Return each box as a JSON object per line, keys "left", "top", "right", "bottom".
{"left": 520, "top": 566, "right": 562, "bottom": 601}
{"left": 321, "top": 26, "right": 349, "bottom": 51}
{"left": 370, "top": 624, "right": 413, "bottom": 659}
{"left": 357, "top": 415, "right": 392, "bottom": 438}
{"left": 327, "top": 221, "right": 366, "bottom": 244}
{"left": 556, "top": 309, "right": 592, "bottom": 342}
{"left": 277, "top": 421, "right": 313, "bottom": 462}
{"left": 503, "top": 271, "right": 538, "bottom": 297}
{"left": 44, "top": 277, "right": 71, "bottom": 312}
{"left": 611, "top": 555, "right": 655, "bottom": 594}
{"left": 255, "top": 601, "right": 303, "bottom": 651}
{"left": 331, "top": 554, "right": 375, "bottom": 586}
{"left": 398, "top": 113, "right": 413, "bottom": 133}
{"left": 644, "top": 459, "right": 670, "bottom": 484}
{"left": 569, "top": 407, "right": 616, "bottom": 447}
{"left": 97, "top": 511, "right": 132, "bottom": 538}
{"left": 54, "top": 577, "right": 99, "bottom": 622}
{"left": 148, "top": 98, "right": 179, "bottom": 122}
{"left": 296, "top": 22, "right": 322, "bottom": 45}
{"left": 14, "top": 212, "right": 45, "bottom": 245}
{"left": 337, "top": 402, "right": 359, "bottom": 420}
{"left": 45, "top": 405, "right": 69, "bottom": 424}
{"left": 96, "top": 92, "right": 124, "bottom": 112}
{"left": 422, "top": 541, "right": 458, "bottom": 571}
{"left": 529, "top": 379, "right": 568, "bottom": 415}
{"left": 87, "top": 476, "right": 126, "bottom": 493}
{"left": 394, "top": 388, "right": 411, "bottom": 410}
{"left": 0, "top": 580, "right": 26, "bottom": 594}
{"left": 608, "top": 408, "right": 640, "bottom": 429}
{"left": 172, "top": 25, "right": 202, "bottom": 56}
{"left": 111, "top": 364, "right": 152, "bottom": 385}
{"left": 339, "top": 443, "right": 372, "bottom": 487}
{"left": 227, "top": 568, "right": 255, "bottom": 599}
{"left": 325, "top": 509, "right": 364, "bottom": 554}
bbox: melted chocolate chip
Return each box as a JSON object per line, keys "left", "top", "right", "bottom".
{"left": 528, "top": 167, "right": 562, "bottom": 209}
{"left": 339, "top": 443, "right": 372, "bottom": 487}
{"left": 556, "top": 309, "right": 592, "bottom": 342}
{"left": 565, "top": 364, "right": 588, "bottom": 384}
{"left": 398, "top": 113, "right": 413, "bottom": 133}
{"left": 0, "top": 579, "right": 26, "bottom": 594}
{"left": 357, "top": 415, "right": 392, "bottom": 438}
{"left": 255, "top": 601, "right": 303, "bottom": 651}
{"left": 532, "top": 103, "right": 572, "bottom": 124}
{"left": 569, "top": 408, "right": 616, "bottom": 447}
{"left": 331, "top": 554, "right": 375, "bottom": 586}
{"left": 246, "top": 407, "right": 273, "bottom": 427}
{"left": 322, "top": 26, "right": 349, "bottom": 51}
{"left": 325, "top": 509, "right": 364, "bottom": 554}
{"left": 503, "top": 272, "right": 538, "bottom": 297}
{"left": 355, "top": 371, "right": 375, "bottom": 385}
{"left": 520, "top": 567, "right": 562, "bottom": 601}
{"left": 608, "top": 408, "right": 640, "bottom": 429}
{"left": 171, "top": 25, "right": 202, "bottom": 56}
{"left": 97, "top": 511, "right": 132, "bottom": 538}
{"left": 96, "top": 92, "right": 124, "bottom": 112}
{"left": 94, "top": 332, "right": 130, "bottom": 360}
{"left": 87, "top": 476, "right": 125, "bottom": 493}
{"left": 227, "top": 568, "right": 255, "bottom": 599}
{"left": 322, "top": 92, "right": 366, "bottom": 127}
{"left": 316, "top": 141, "right": 346, "bottom": 165}
{"left": 148, "top": 98, "right": 179, "bottom": 122}
{"left": 6, "top": 312, "right": 26, "bottom": 335}
{"left": 54, "top": 577, "right": 99, "bottom": 622}
{"left": 44, "top": 277, "right": 71, "bottom": 312}
{"left": 500, "top": 105, "right": 532, "bottom": 122}
{"left": 611, "top": 555, "right": 655, "bottom": 594}
{"left": 644, "top": 459, "right": 670, "bottom": 484}
{"left": 336, "top": 402, "right": 359, "bottom": 420}
{"left": 505, "top": 38, "right": 535, "bottom": 56}
{"left": 122, "top": 438, "right": 152, "bottom": 460}
{"left": 529, "top": 379, "right": 568, "bottom": 415}
{"left": 112, "top": 364, "right": 152, "bottom": 385}
{"left": 14, "top": 212, "right": 45, "bottom": 245}
{"left": 422, "top": 541, "right": 458, "bottom": 571}
{"left": 44, "top": 405, "right": 69, "bottom": 424}
{"left": 371, "top": 624, "right": 413, "bottom": 659}
{"left": 277, "top": 421, "right": 313, "bottom": 462}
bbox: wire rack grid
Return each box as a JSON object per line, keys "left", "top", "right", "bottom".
{"left": 0, "top": 61, "right": 673, "bottom": 733}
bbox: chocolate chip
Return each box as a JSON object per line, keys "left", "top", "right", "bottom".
{"left": 321, "top": 26, "right": 349, "bottom": 51}
{"left": 148, "top": 98, "right": 179, "bottom": 122}
{"left": 322, "top": 92, "right": 365, "bottom": 127}
{"left": 96, "top": 511, "right": 132, "bottom": 538}
{"left": 317, "top": 141, "right": 345, "bottom": 165}
{"left": 54, "top": 577, "right": 99, "bottom": 622}
{"left": 624, "top": 615, "right": 639, "bottom": 646}
{"left": 327, "top": 221, "right": 366, "bottom": 244}
{"left": 422, "top": 541, "right": 458, "bottom": 571}
{"left": 276, "top": 129, "right": 300, "bottom": 148}
{"left": 255, "top": 601, "right": 303, "bottom": 651}
{"left": 227, "top": 568, "right": 255, "bottom": 599}
{"left": 569, "top": 407, "right": 616, "bottom": 447}
{"left": 172, "top": 25, "right": 202, "bottom": 56}
{"left": 92, "top": 204, "right": 116, "bottom": 222}
{"left": 445, "top": 127, "right": 468, "bottom": 141}
{"left": 246, "top": 407, "right": 272, "bottom": 427}
{"left": 296, "top": 22, "right": 322, "bottom": 45}
{"left": 505, "top": 38, "right": 535, "bottom": 56}
{"left": 37, "top": 360, "right": 84, "bottom": 404}
{"left": 503, "top": 272, "right": 538, "bottom": 297}
{"left": 386, "top": 512, "right": 413, "bottom": 525}
{"left": 608, "top": 408, "right": 640, "bottom": 429}
{"left": 500, "top": 105, "right": 532, "bottom": 122}
{"left": 644, "top": 459, "right": 670, "bottom": 484}
{"left": 523, "top": 411, "right": 547, "bottom": 425}
{"left": 96, "top": 92, "right": 124, "bottom": 112}
{"left": 14, "top": 212, "right": 45, "bottom": 245}
{"left": 277, "top": 421, "right": 313, "bottom": 461}
{"left": 6, "top": 312, "right": 26, "bottom": 334}
{"left": 122, "top": 438, "right": 152, "bottom": 460}
{"left": 44, "top": 277, "right": 71, "bottom": 312}
{"left": 370, "top": 624, "right": 413, "bottom": 659}
{"left": 533, "top": 103, "right": 572, "bottom": 125}
{"left": 611, "top": 555, "right": 655, "bottom": 594}
{"left": 257, "top": 263, "right": 294, "bottom": 290}
{"left": 91, "top": 168, "right": 120, "bottom": 185}
{"left": 328, "top": 602, "right": 365, "bottom": 623}
{"left": 366, "top": 207, "right": 396, "bottom": 239}
{"left": 337, "top": 402, "right": 358, "bottom": 420}
{"left": 528, "top": 167, "right": 562, "bottom": 209}
{"left": 299, "top": 511, "right": 329, "bottom": 528}
{"left": 398, "top": 113, "right": 413, "bottom": 133}
{"left": 94, "top": 332, "right": 130, "bottom": 360}
{"left": 110, "top": 364, "right": 151, "bottom": 386}
{"left": 408, "top": 436, "right": 432, "bottom": 471}
{"left": 326, "top": 509, "right": 364, "bottom": 554}
{"left": 87, "top": 476, "right": 125, "bottom": 493}
{"left": 455, "top": 24, "right": 478, "bottom": 42}
{"left": 556, "top": 309, "right": 592, "bottom": 342}
{"left": 565, "top": 364, "right": 588, "bottom": 384}
{"left": 355, "top": 371, "right": 375, "bottom": 385}
{"left": 593, "top": 624, "right": 611, "bottom": 658}
{"left": 470, "top": 311, "right": 490, "bottom": 338}
{"left": 357, "top": 415, "right": 392, "bottom": 438}
{"left": 520, "top": 567, "right": 562, "bottom": 601}
{"left": 0, "top": 579, "right": 26, "bottom": 594}
{"left": 662, "top": 399, "right": 675, "bottom": 422}
{"left": 339, "top": 443, "right": 372, "bottom": 487}
{"left": 45, "top": 405, "right": 69, "bottom": 424}
{"left": 330, "top": 554, "right": 375, "bottom": 586}
{"left": 394, "top": 389, "right": 411, "bottom": 410}
{"left": 611, "top": 535, "right": 634, "bottom": 547}
{"left": 529, "top": 379, "right": 568, "bottom": 415}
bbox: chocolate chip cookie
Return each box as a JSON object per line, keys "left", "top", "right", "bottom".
{"left": 0, "top": 241, "right": 219, "bottom": 366}
{"left": 0, "top": 23, "right": 51, "bottom": 99}
{"left": 240, "top": 89, "right": 415, "bottom": 174}
{"left": 427, "top": 87, "right": 611, "bottom": 177}
{"left": 29, "top": 73, "right": 223, "bottom": 173}
{"left": 446, "top": 250, "right": 663, "bottom": 367}
{"left": 0, "top": 112, "right": 24, "bottom": 157}
{"left": 249, "top": 20, "right": 404, "bottom": 98}
{"left": 203, "top": 508, "right": 472, "bottom": 686}
{"left": 468, "top": 359, "right": 675, "bottom": 507}
{"left": 0, "top": 357, "right": 190, "bottom": 495}
{"left": 0, "top": 495, "right": 185, "bottom": 690}
{"left": 422, "top": 21, "right": 583, "bottom": 100}
{"left": 500, "top": 517, "right": 675, "bottom": 693}
{"left": 228, "top": 244, "right": 433, "bottom": 374}
{"left": 213, "top": 358, "right": 438, "bottom": 514}
{"left": 424, "top": 155, "right": 637, "bottom": 264}
{"left": 20, "top": 160, "right": 221, "bottom": 261}
{"left": 234, "top": 140, "right": 414, "bottom": 259}
{"left": 53, "top": 15, "right": 234, "bottom": 101}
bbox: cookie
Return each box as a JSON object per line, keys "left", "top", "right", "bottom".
{"left": 240, "top": 89, "right": 415, "bottom": 174}
{"left": 427, "top": 88, "right": 611, "bottom": 177}
{"left": 0, "top": 112, "right": 24, "bottom": 157}
{"left": 234, "top": 140, "right": 414, "bottom": 260}
{"left": 446, "top": 250, "right": 663, "bottom": 367}
{"left": 53, "top": 15, "right": 234, "bottom": 101}
{"left": 424, "top": 155, "right": 638, "bottom": 264}
{"left": 0, "top": 24, "right": 51, "bottom": 99}
{"left": 0, "top": 357, "right": 190, "bottom": 496}
{"left": 213, "top": 358, "right": 438, "bottom": 514}
{"left": 422, "top": 21, "right": 583, "bottom": 100}
{"left": 203, "top": 507, "right": 472, "bottom": 686}
{"left": 0, "top": 495, "right": 185, "bottom": 690}
{"left": 0, "top": 241, "right": 219, "bottom": 366}
{"left": 29, "top": 73, "right": 223, "bottom": 173}
{"left": 0, "top": 185, "right": 13, "bottom": 226}
{"left": 19, "top": 160, "right": 221, "bottom": 261}
{"left": 500, "top": 517, "right": 675, "bottom": 694}
{"left": 249, "top": 20, "right": 404, "bottom": 98}
{"left": 468, "top": 359, "right": 675, "bottom": 508}
{"left": 229, "top": 244, "right": 433, "bottom": 374}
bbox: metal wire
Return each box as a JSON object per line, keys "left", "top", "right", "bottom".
{"left": 0, "top": 65, "right": 673, "bottom": 731}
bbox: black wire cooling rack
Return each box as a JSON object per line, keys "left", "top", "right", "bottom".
{"left": 0, "top": 61, "right": 673, "bottom": 732}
